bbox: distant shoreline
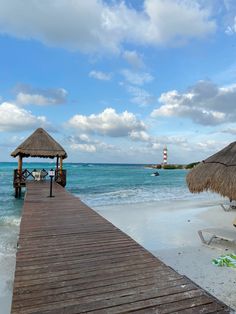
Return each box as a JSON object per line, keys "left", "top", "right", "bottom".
{"left": 146, "top": 162, "right": 200, "bottom": 170}
{"left": 0, "top": 161, "right": 199, "bottom": 168}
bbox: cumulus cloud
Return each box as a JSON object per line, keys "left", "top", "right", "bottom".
{"left": 151, "top": 80, "right": 236, "bottom": 125}
{"left": 127, "top": 86, "right": 155, "bottom": 106}
{"left": 144, "top": 0, "right": 216, "bottom": 45}
{"left": 122, "top": 50, "right": 144, "bottom": 68}
{"left": 67, "top": 108, "right": 146, "bottom": 137}
{"left": 193, "top": 139, "right": 230, "bottom": 156}
{"left": 67, "top": 134, "right": 115, "bottom": 153}
{"left": 0, "top": 102, "right": 49, "bottom": 131}
{"left": 196, "top": 140, "right": 218, "bottom": 150}
{"left": 225, "top": 24, "right": 235, "bottom": 35}
{"left": 129, "top": 130, "right": 151, "bottom": 142}
{"left": 89, "top": 70, "right": 111, "bottom": 81}
{"left": 224, "top": 0, "right": 236, "bottom": 35}
{"left": 72, "top": 143, "right": 97, "bottom": 153}
{"left": 129, "top": 130, "right": 187, "bottom": 151}
{"left": 221, "top": 127, "right": 236, "bottom": 135}
{"left": 0, "top": 135, "right": 25, "bottom": 147}
{"left": 0, "top": 0, "right": 216, "bottom": 53}
{"left": 227, "top": 19, "right": 236, "bottom": 35}
{"left": 15, "top": 85, "right": 67, "bottom": 106}
{"left": 121, "top": 69, "right": 153, "bottom": 86}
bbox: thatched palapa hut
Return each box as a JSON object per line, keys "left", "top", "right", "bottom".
{"left": 11, "top": 128, "right": 67, "bottom": 159}
{"left": 11, "top": 128, "right": 67, "bottom": 197}
{"left": 187, "top": 141, "right": 236, "bottom": 200}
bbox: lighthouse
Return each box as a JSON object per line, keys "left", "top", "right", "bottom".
{"left": 163, "top": 145, "right": 168, "bottom": 165}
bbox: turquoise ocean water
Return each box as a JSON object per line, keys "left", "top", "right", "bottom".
{"left": 0, "top": 162, "right": 216, "bottom": 228}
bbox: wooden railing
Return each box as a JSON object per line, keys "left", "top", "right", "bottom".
{"left": 55, "top": 169, "right": 67, "bottom": 187}
{"left": 13, "top": 168, "right": 67, "bottom": 188}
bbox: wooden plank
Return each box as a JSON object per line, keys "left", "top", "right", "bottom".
{"left": 13, "top": 277, "right": 187, "bottom": 303}
{"left": 11, "top": 181, "right": 231, "bottom": 313}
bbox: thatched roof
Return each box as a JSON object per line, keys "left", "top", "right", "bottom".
{"left": 11, "top": 128, "right": 67, "bottom": 159}
{"left": 186, "top": 141, "right": 236, "bottom": 200}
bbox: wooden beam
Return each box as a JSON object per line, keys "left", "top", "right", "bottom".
{"left": 60, "top": 156, "right": 63, "bottom": 175}
{"left": 18, "top": 155, "right": 23, "bottom": 174}
{"left": 56, "top": 156, "right": 59, "bottom": 171}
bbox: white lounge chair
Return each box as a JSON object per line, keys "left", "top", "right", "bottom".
{"left": 32, "top": 170, "right": 44, "bottom": 181}
{"left": 220, "top": 201, "right": 236, "bottom": 211}
{"left": 198, "top": 228, "right": 236, "bottom": 245}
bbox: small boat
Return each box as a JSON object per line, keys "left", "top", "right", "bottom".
{"left": 151, "top": 171, "right": 159, "bottom": 176}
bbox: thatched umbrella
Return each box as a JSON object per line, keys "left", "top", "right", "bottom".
{"left": 11, "top": 128, "right": 67, "bottom": 188}
{"left": 186, "top": 141, "right": 236, "bottom": 200}
{"left": 11, "top": 128, "right": 67, "bottom": 159}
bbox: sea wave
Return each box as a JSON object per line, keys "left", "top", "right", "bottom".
{"left": 0, "top": 216, "right": 21, "bottom": 227}
{"left": 77, "top": 186, "right": 212, "bottom": 207}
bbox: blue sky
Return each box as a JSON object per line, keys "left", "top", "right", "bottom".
{"left": 1, "top": 0, "right": 236, "bottom": 163}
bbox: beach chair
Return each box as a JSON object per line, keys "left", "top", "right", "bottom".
{"left": 220, "top": 201, "right": 236, "bottom": 211}
{"left": 198, "top": 228, "right": 236, "bottom": 245}
{"left": 32, "top": 170, "right": 44, "bottom": 181}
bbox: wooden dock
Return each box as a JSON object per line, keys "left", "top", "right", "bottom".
{"left": 11, "top": 181, "right": 231, "bottom": 313}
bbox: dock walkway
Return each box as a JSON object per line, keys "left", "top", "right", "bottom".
{"left": 11, "top": 181, "right": 231, "bottom": 313}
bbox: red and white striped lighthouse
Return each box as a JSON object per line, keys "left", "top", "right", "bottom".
{"left": 163, "top": 145, "right": 168, "bottom": 165}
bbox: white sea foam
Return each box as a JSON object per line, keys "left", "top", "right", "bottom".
{"left": 0, "top": 225, "right": 19, "bottom": 254}
{"left": 78, "top": 186, "right": 217, "bottom": 207}
{"left": 0, "top": 216, "right": 21, "bottom": 227}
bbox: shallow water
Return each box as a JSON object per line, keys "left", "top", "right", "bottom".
{"left": 0, "top": 162, "right": 219, "bottom": 228}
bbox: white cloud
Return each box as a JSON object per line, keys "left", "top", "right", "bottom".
{"left": 151, "top": 80, "right": 236, "bottom": 125}
{"left": 71, "top": 143, "right": 97, "bottom": 153}
{"left": 129, "top": 130, "right": 151, "bottom": 142}
{"left": 193, "top": 139, "right": 230, "bottom": 156}
{"left": 196, "top": 140, "right": 218, "bottom": 150}
{"left": 0, "top": 102, "right": 49, "bottom": 131}
{"left": 221, "top": 127, "right": 236, "bottom": 135}
{"left": 144, "top": 0, "right": 216, "bottom": 45}
{"left": 68, "top": 134, "right": 115, "bottom": 153}
{"left": 225, "top": 25, "right": 235, "bottom": 35}
{"left": 67, "top": 108, "right": 146, "bottom": 137}
{"left": 0, "top": 0, "right": 216, "bottom": 53}
{"left": 15, "top": 86, "right": 67, "bottom": 106}
{"left": 121, "top": 69, "right": 153, "bottom": 86}
{"left": 224, "top": 0, "right": 236, "bottom": 35}
{"left": 129, "top": 130, "right": 188, "bottom": 154}
{"left": 122, "top": 50, "right": 144, "bottom": 68}
{"left": 0, "top": 135, "right": 25, "bottom": 147}
{"left": 127, "top": 86, "right": 155, "bottom": 106}
{"left": 89, "top": 70, "right": 111, "bottom": 81}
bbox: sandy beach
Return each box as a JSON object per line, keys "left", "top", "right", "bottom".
{"left": 95, "top": 198, "right": 236, "bottom": 311}
{"left": 2, "top": 196, "right": 236, "bottom": 313}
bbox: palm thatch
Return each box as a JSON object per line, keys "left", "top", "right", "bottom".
{"left": 186, "top": 141, "right": 236, "bottom": 200}
{"left": 11, "top": 128, "right": 67, "bottom": 159}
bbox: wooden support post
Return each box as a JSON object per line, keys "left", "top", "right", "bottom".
{"left": 56, "top": 156, "right": 59, "bottom": 181}
{"left": 18, "top": 155, "right": 23, "bottom": 175}
{"left": 60, "top": 157, "right": 63, "bottom": 175}
{"left": 15, "top": 155, "right": 23, "bottom": 198}
{"left": 56, "top": 156, "right": 59, "bottom": 171}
